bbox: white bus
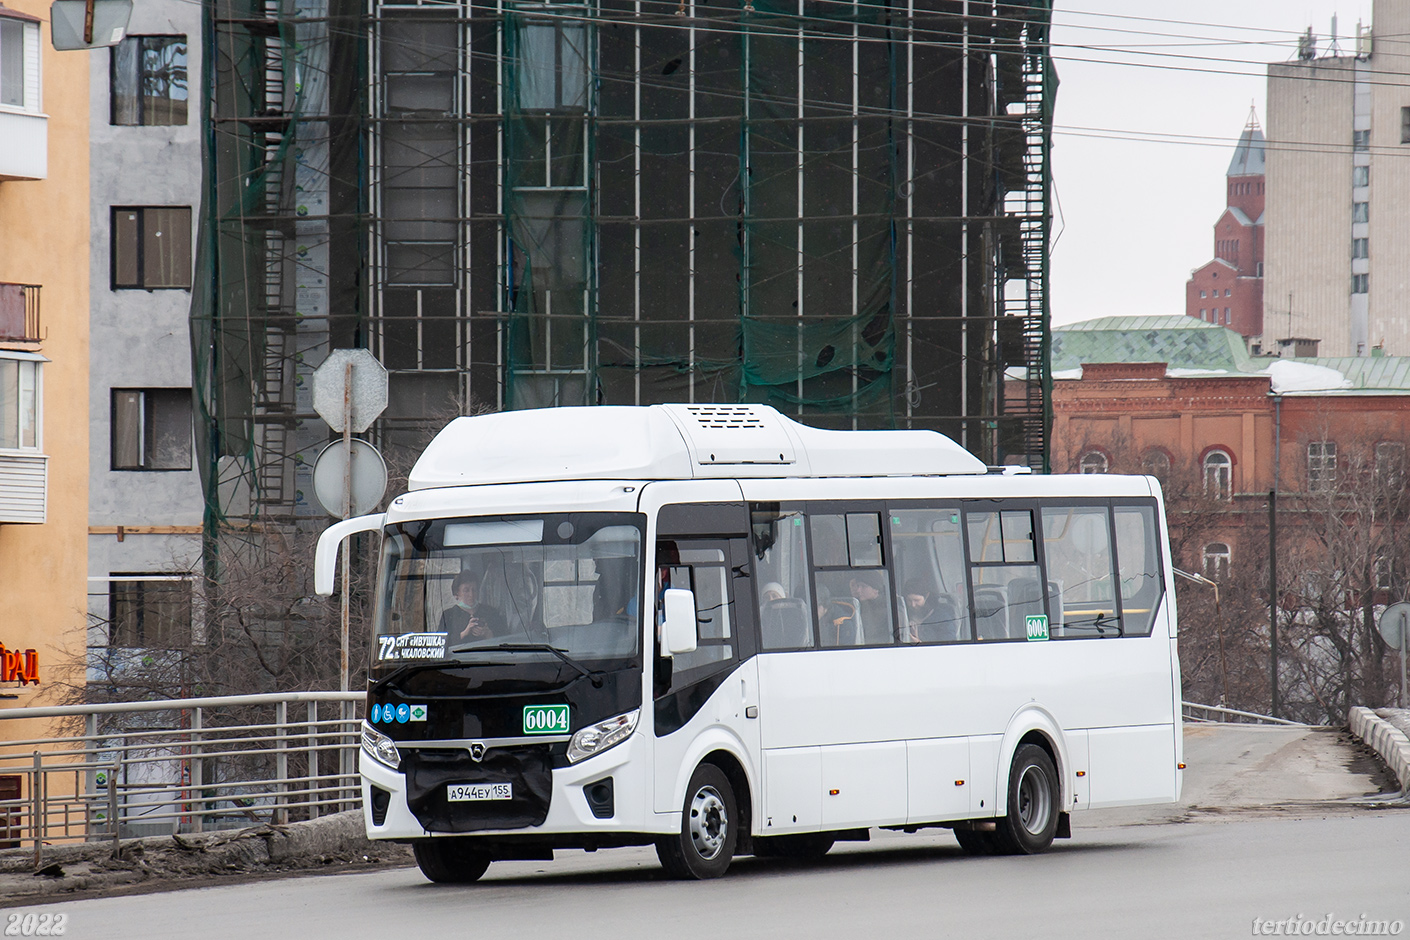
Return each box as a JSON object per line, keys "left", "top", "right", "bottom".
{"left": 316, "top": 404, "right": 1182, "bottom": 882}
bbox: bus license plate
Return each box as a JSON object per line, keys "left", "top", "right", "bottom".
{"left": 447, "top": 783, "right": 513, "bottom": 802}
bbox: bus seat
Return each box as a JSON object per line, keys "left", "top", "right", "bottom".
{"left": 1008, "top": 577, "right": 1047, "bottom": 639}
{"left": 916, "top": 594, "right": 964, "bottom": 643}
{"left": 1046, "top": 579, "right": 1064, "bottom": 636}
{"left": 894, "top": 595, "right": 912, "bottom": 642}
{"left": 972, "top": 586, "right": 1008, "bottom": 641}
{"left": 760, "top": 598, "right": 812, "bottom": 649}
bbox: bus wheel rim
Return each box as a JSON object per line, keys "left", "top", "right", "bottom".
{"left": 1017, "top": 765, "right": 1051, "bottom": 835}
{"left": 689, "top": 785, "right": 728, "bottom": 860}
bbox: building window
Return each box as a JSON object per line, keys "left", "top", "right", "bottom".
{"left": 1376, "top": 558, "right": 1395, "bottom": 592}
{"left": 1353, "top": 238, "right": 1369, "bottom": 259}
{"left": 1353, "top": 129, "right": 1370, "bottom": 151}
{"left": 1079, "top": 451, "right": 1108, "bottom": 474}
{"left": 109, "top": 576, "right": 192, "bottom": 648}
{"left": 1402, "top": 107, "right": 1410, "bottom": 145}
{"left": 1353, "top": 165, "right": 1369, "bottom": 187}
{"left": 1199, "top": 309, "right": 1206, "bottom": 318}
{"left": 111, "top": 207, "right": 193, "bottom": 289}
{"left": 1375, "top": 441, "right": 1405, "bottom": 488}
{"left": 110, "top": 36, "right": 188, "bottom": 126}
{"left": 1353, "top": 202, "right": 1369, "bottom": 223}
{"left": 0, "top": 15, "right": 39, "bottom": 111}
{"left": 0, "top": 355, "right": 40, "bottom": 451}
{"left": 1141, "top": 449, "right": 1171, "bottom": 482}
{"left": 1353, "top": 273, "right": 1369, "bottom": 294}
{"left": 1224, "top": 289, "right": 1231, "bottom": 297}
{"left": 1203, "top": 449, "right": 1232, "bottom": 500}
{"left": 111, "top": 388, "right": 192, "bottom": 470}
{"left": 1202, "top": 543, "right": 1231, "bottom": 582}
{"left": 1199, "top": 290, "right": 1206, "bottom": 299}
{"left": 1307, "top": 441, "right": 1337, "bottom": 492}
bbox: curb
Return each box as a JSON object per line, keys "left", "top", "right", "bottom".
{"left": 0, "top": 810, "right": 375, "bottom": 905}
{"left": 1348, "top": 706, "right": 1410, "bottom": 795}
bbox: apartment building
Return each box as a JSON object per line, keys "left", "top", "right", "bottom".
{"left": 1263, "top": 0, "right": 1410, "bottom": 357}
{"left": 0, "top": 0, "right": 90, "bottom": 710}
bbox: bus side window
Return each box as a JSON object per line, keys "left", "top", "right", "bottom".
{"left": 890, "top": 509, "right": 971, "bottom": 643}
{"left": 1114, "top": 505, "right": 1163, "bottom": 637}
{"left": 965, "top": 509, "right": 1042, "bottom": 641}
{"left": 1041, "top": 506, "right": 1117, "bottom": 637}
{"left": 751, "top": 506, "right": 816, "bottom": 651}
{"left": 812, "top": 512, "right": 893, "bottom": 648}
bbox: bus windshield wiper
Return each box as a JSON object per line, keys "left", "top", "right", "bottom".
{"left": 450, "top": 642, "right": 605, "bottom": 688}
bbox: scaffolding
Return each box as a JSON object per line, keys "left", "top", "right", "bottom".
{"left": 193, "top": 0, "right": 1055, "bottom": 535}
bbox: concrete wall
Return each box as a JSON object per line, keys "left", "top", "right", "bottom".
{"left": 1264, "top": 57, "right": 1354, "bottom": 355}
{"left": 1265, "top": 0, "right": 1410, "bottom": 358}
{"left": 86, "top": 0, "right": 206, "bottom": 639}
{"left": 1367, "top": 0, "right": 1410, "bottom": 356}
{"left": 0, "top": 0, "right": 89, "bottom": 712}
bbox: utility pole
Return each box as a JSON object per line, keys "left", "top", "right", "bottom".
{"left": 1269, "top": 489, "right": 1279, "bottom": 719}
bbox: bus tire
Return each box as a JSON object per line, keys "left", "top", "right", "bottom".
{"left": 656, "top": 763, "right": 737, "bottom": 879}
{"left": 994, "top": 743, "right": 1059, "bottom": 855}
{"left": 753, "top": 832, "right": 835, "bottom": 860}
{"left": 413, "top": 839, "right": 492, "bottom": 884}
{"left": 953, "top": 828, "right": 998, "bottom": 856}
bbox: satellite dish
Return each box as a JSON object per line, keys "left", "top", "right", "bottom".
{"left": 50, "top": 0, "right": 132, "bottom": 50}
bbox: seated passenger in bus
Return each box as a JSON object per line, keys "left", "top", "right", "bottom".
{"left": 901, "top": 579, "right": 938, "bottom": 643}
{"left": 759, "top": 582, "right": 812, "bottom": 649}
{"left": 439, "top": 569, "right": 509, "bottom": 641}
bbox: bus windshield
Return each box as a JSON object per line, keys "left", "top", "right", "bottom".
{"left": 372, "top": 513, "right": 644, "bottom": 668}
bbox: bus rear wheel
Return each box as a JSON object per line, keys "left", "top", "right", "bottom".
{"left": 657, "top": 763, "right": 737, "bottom": 879}
{"left": 952, "top": 828, "right": 998, "bottom": 856}
{"left": 994, "top": 743, "right": 1059, "bottom": 855}
{"left": 413, "top": 839, "right": 492, "bottom": 884}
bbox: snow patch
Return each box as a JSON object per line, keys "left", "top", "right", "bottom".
{"left": 1265, "top": 360, "right": 1351, "bottom": 393}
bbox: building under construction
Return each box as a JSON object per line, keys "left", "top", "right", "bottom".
{"left": 196, "top": 0, "right": 1055, "bottom": 528}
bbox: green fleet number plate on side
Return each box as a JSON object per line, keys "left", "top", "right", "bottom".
{"left": 523, "top": 705, "right": 570, "bottom": 735}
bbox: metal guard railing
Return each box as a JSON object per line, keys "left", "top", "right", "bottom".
{"left": 0, "top": 691, "right": 364, "bottom": 867}
{"left": 1182, "top": 700, "right": 1306, "bottom": 727}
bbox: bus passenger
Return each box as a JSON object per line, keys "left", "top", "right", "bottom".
{"left": 440, "top": 569, "right": 508, "bottom": 641}
{"left": 901, "top": 579, "right": 939, "bottom": 643}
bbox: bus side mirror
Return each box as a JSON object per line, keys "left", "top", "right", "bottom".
{"left": 662, "top": 588, "right": 698, "bottom": 656}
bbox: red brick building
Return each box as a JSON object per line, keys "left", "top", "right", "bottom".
{"left": 1049, "top": 318, "right": 1410, "bottom": 581}
{"left": 1186, "top": 116, "right": 1265, "bottom": 341}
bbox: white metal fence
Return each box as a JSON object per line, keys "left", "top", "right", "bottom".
{"left": 1181, "top": 700, "right": 1307, "bottom": 727}
{"left": 0, "top": 691, "right": 364, "bottom": 865}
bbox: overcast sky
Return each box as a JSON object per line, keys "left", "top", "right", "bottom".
{"left": 1048, "top": 1, "right": 1375, "bottom": 326}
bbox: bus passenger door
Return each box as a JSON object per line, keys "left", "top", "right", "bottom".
{"left": 651, "top": 531, "right": 760, "bottom": 814}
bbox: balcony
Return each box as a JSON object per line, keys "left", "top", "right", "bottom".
{"left": 0, "top": 453, "right": 45, "bottom": 523}
{"left": 0, "top": 109, "right": 46, "bottom": 182}
{"left": 0, "top": 283, "right": 40, "bottom": 343}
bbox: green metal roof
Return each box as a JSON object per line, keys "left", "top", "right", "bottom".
{"left": 1051, "top": 317, "right": 1410, "bottom": 394}
{"left": 1052, "top": 316, "right": 1253, "bottom": 374}
{"left": 1303, "top": 357, "right": 1410, "bottom": 392}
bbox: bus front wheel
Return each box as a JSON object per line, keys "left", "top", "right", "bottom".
{"left": 994, "top": 743, "right": 1059, "bottom": 855}
{"left": 657, "top": 763, "right": 737, "bottom": 879}
{"left": 413, "top": 839, "right": 492, "bottom": 884}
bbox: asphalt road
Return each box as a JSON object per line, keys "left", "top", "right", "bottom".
{"left": 24, "top": 725, "right": 1410, "bottom": 940}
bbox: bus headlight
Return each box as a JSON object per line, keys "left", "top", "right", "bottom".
{"left": 361, "top": 722, "right": 402, "bottom": 770}
{"left": 567, "top": 709, "right": 639, "bottom": 764}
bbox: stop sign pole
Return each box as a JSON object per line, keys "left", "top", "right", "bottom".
{"left": 312, "top": 350, "right": 389, "bottom": 692}
{"left": 340, "top": 360, "right": 353, "bottom": 692}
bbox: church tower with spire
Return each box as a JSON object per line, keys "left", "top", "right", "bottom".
{"left": 1185, "top": 110, "right": 1266, "bottom": 344}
